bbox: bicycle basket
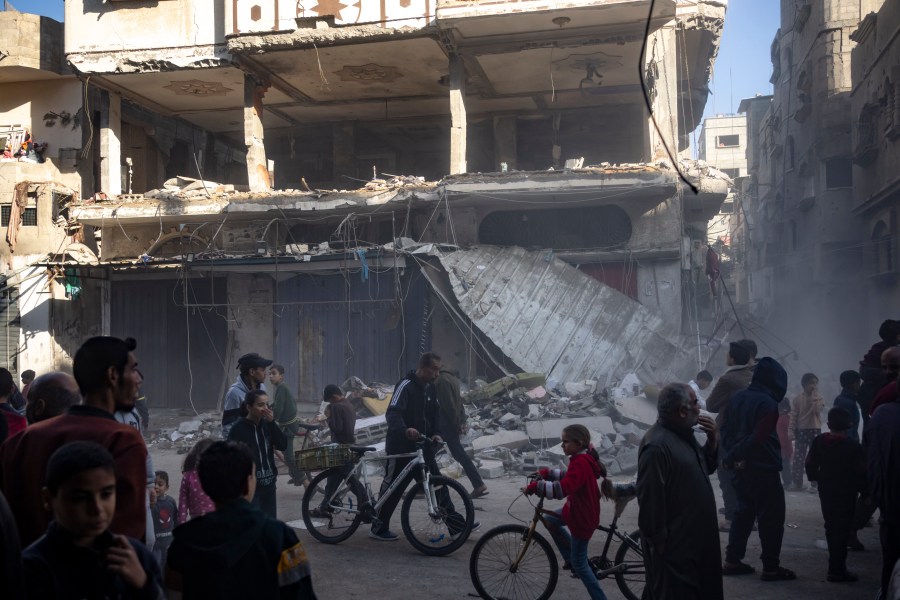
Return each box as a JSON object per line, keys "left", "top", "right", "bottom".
{"left": 295, "top": 444, "right": 355, "bottom": 471}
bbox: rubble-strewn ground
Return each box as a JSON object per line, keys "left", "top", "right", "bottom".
{"left": 149, "top": 408, "right": 882, "bottom": 600}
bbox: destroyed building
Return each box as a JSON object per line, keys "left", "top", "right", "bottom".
{"left": 5, "top": 0, "right": 731, "bottom": 410}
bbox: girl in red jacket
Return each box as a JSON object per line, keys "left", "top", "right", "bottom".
{"left": 526, "top": 424, "right": 608, "bottom": 600}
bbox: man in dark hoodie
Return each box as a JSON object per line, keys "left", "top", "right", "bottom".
{"left": 166, "top": 440, "right": 316, "bottom": 600}
{"left": 221, "top": 353, "right": 272, "bottom": 438}
{"left": 370, "top": 352, "right": 468, "bottom": 541}
{"left": 720, "top": 357, "right": 795, "bottom": 582}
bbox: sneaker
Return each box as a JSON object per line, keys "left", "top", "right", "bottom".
{"left": 450, "top": 521, "right": 480, "bottom": 542}
{"left": 308, "top": 507, "right": 330, "bottom": 519}
{"left": 368, "top": 528, "right": 399, "bottom": 541}
{"left": 827, "top": 571, "right": 859, "bottom": 583}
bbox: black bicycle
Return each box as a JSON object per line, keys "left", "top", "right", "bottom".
{"left": 469, "top": 478, "right": 645, "bottom": 600}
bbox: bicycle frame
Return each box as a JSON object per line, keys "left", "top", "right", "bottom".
{"left": 320, "top": 443, "right": 441, "bottom": 521}
{"left": 510, "top": 494, "right": 639, "bottom": 577}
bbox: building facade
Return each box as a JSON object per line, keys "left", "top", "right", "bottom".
{"left": 850, "top": 0, "right": 900, "bottom": 331}
{"left": 7, "top": 0, "right": 732, "bottom": 408}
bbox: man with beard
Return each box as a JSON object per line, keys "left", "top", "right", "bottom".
{"left": 637, "top": 383, "right": 723, "bottom": 600}
{"left": 0, "top": 336, "right": 147, "bottom": 546}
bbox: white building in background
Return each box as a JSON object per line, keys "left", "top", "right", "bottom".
{"left": 698, "top": 114, "right": 747, "bottom": 246}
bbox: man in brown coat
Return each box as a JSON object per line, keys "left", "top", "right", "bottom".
{"left": 437, "top": 369, "right": 487, "bottom": 498}
{"left": 707, "top": 341, "right": 755, "bottom": 529}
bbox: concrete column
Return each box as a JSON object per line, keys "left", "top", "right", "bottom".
{"left": 99, "top": 90, "right": 122, "bottom": 195}
{"left": 643, "top": 25, "right": 678, "bottom": 162}
{"left": 493, "top": 116, "right": 517, "bottom": 171}
{"left": 449, "top": 53, "right": 467, "bottom": 175}
{"left": 244, "top": 74, "right": 271, "bottom": 192}
{"left": 332, "top": 123, "right": 355, "bottom": 186}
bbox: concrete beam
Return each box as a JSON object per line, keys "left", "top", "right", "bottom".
{"left": 449, "top": 53, "right": 467, "bottom": 175}
{"left": 100, "top": 90, "right": 122, "bottom": 195}
{"left": 244, "top": 74, "right": 272, "bottom": 193}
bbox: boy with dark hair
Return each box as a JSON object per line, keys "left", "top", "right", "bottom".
{"left": 805, "top": 407, "right": 867, "bottom": 583}
{"left": 310, "top": 385, "right": 361, "bottom": 519}
{"left": 689, "top": 370, "right": 714, "bottom": 408}
{"left": 151, "top": 470, "right": 178, "bottom": 568}
{"left": 834, "top": 371, "right": 862, "bottom": 443}
{"left": 22, "top": 441, "right": 163, "bottom": 599}
{"left": 166, "top": 440, "right": 317, "bottom": 600}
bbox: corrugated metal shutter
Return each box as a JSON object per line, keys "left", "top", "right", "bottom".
{"left": 0, "top": 285, "right": 20, "bottom": 379}
{"left": 111, "top": 277, "right": 227, "bottom": 410}
{"left": 274, "top": 268, "right": 428, "bottom": 401}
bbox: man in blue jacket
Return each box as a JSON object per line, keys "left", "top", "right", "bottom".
{"left": 720, "top": 357, "right": 796, "bottom": 582}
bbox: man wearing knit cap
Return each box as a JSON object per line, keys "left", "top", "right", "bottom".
{"left": 221, "top": 353, "right": 272, "bottom": 438}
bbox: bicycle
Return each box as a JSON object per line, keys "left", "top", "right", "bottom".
{"left": 469, "top": 478, "right": 645, "bottom": 600}
{"left": 300, "top": 436, "right": 475, "bottom": 556}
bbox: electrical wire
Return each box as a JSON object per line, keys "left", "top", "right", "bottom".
{"left": 639, "top": 0, "right": 699, "bottom": 194}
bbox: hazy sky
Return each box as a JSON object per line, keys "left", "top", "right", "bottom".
{"left": 18, "top": 0, "right": 780, "bottom": 126}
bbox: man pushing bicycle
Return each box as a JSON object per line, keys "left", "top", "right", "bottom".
{"left": 370, "top": 352, "right": 473, "bottom": 541}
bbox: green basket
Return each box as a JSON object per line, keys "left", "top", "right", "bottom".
{"left": 295, "top": 444, "right": 355, "bottom": 471}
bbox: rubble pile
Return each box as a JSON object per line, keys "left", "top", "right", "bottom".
{"left": 458, "top": 373, "right": 655, "bottom": 479}
{"left": 157, "top": 372, "right": 660, "bottom": 479}
{"left": 146, "top": 412, "right": 222, "bottom": 453}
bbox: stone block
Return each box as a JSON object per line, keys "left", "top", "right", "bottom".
{"left": 472, "top": 430, "right": 529, "bottom": 451}
{"left": 605, "top": 459, "right": 622, "bottom": 476}
{"left": 525, "top": 386, "right": 548, "bottom": 401}
{"left": 478, "top": 459, "right": 505, "bottom": 479}
{"left": 178, "top": 419, "right": 203, "bottom": 433}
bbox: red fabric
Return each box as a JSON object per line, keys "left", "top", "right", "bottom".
{"left": 776, "top": 412, "right": 793, "bottom": 461}
{"left": 560, "top": 453, "right": 603, "bottom": 540}
{"left": 0, "top": 410, "right": 147, "bottom": 546}
{"left": 1, "top": 409, "right": 26, "bottom": 439}
{"left": 869, "top": 380, "right": 898, "bottom": 417}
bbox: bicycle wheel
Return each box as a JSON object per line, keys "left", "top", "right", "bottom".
{"left": 301, "top": 468, "right": 364, "bottom": 544}
{"left": 613, "top": 529, "right": 645, "bottom": 600}
{"left": 400, "top": 475, "right": 474, "bottom": 556}
{"left": 469, "top": 524, "right": 558, "bottom": 600}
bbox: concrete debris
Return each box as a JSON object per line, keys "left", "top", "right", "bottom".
{"left": 151, "top": 370, "right": 660, "bottom": 480}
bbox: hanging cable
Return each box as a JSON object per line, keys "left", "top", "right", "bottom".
{"left": 639, "top": 0, "right": 699, "bottom": 194}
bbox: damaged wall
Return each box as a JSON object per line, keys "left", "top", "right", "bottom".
{"left": 65, "top": 0, "right": 228, "bottom": 70}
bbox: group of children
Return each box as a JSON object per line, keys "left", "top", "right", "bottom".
{"left": 18, "top": 434, "right": 316, "bottom": 599}
{"left": 13, "top": 383, "right": 347, "bottom": 599}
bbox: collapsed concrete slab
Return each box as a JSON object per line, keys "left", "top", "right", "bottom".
{"left": 525, "top": 416, "right": 615, "bottom": 443}
{"left": 436, "top": 246, "right": 694, "bottom": 389}
{"left": 472, "top": 430, "right": 529, "bottom": 451}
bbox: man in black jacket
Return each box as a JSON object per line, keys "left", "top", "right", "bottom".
{"left": 720, "top": 357, "right": 795, "bottom": 582}
{"left": 437, "top": 369, "right": 487, "bottom": 499}
{"left": 371, "top": 352, "right": 466, "bottom": 541}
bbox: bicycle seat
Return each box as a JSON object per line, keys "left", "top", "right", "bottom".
{"left": 349, "top": 445, "right": 376, "bottom": 454}
{"left": 296, "top": 422, "right": 322, "bottom": 431}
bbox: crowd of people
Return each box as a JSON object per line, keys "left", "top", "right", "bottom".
{"left": 0, "top": 322, "right": 899, "bottom": 599}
